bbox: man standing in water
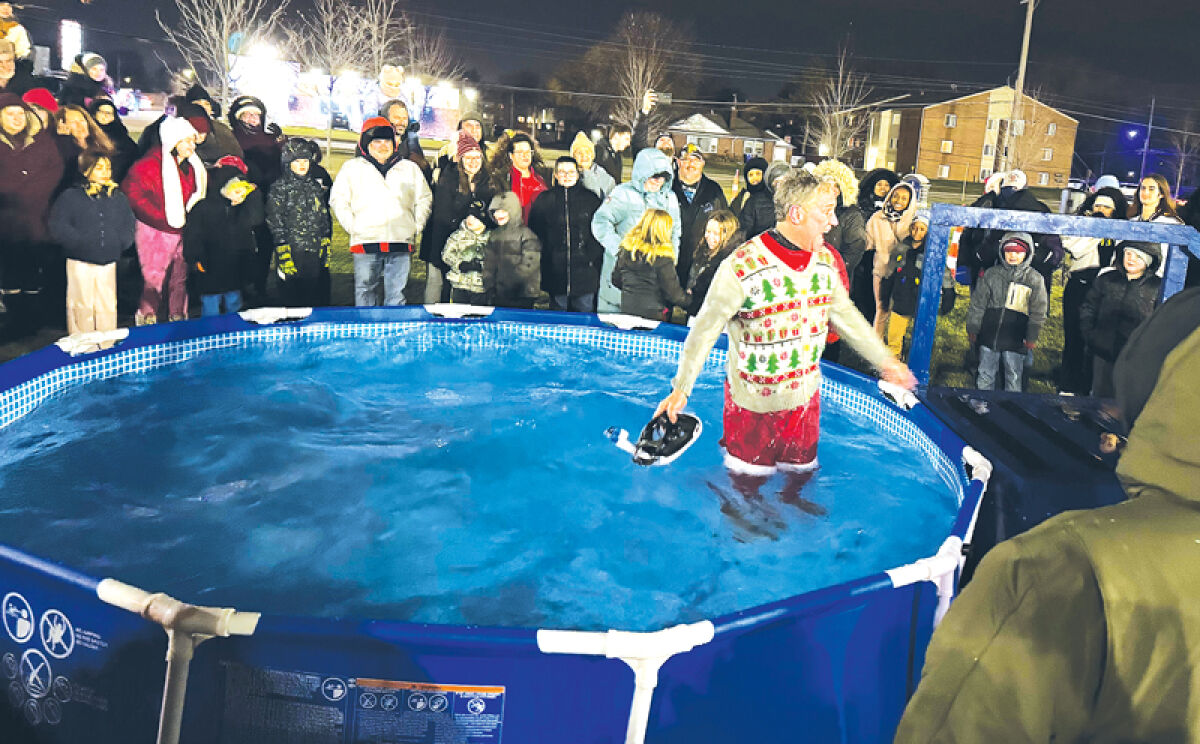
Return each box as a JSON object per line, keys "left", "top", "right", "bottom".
{"left": 656, "top": 169, "right": 916, "bottom": 496}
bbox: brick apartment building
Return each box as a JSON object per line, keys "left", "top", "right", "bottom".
{"left": 864, "top": 86, "right": 1078, "bottom": 186}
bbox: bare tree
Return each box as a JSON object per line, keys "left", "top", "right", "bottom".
{"left": 1004, "top": 88, "right": 1064, "bottom": 182}
{"left": 283, "top": 0, "right": 374, "bottom": 158}
{"left": 1167, "top": 115, "right": 1200, "bottom": 198}
{"left": 402, "top": 22, "right": 463, "bottom": 83}
{"left": 805, "top": 47, "right": 872, "bottom": 162}
{"left": 361, "top": 0, "right": 406, "bottom": 80}
{"left": 157, "top": 0, "right": 289, "bottom": 107}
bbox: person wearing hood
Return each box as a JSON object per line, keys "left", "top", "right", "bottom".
{"left": 58, "top": 53, "right": 112, "bottom": 108}
{"left": 483, "top": 191, "right": 541, "bottom": 309}
{"left": 380, "top": 99, "right": 430, "bottom": 180}
{"left": 183, "top": 158, "right": 261, "bottom": 316}
{"left": 528, "top": 155, "right": 604, "bottom": 312}
{"left": 0, "top": 92, "right": 64, "bottom": 338}
{"left": 897, "top": 287, "right": 1200, "bottom": 742}
{"left": 592, "top": 122, "right": 631, "bottom": 184}
{"left": 569, "top": 131, "right": 615, "bottom": 200}
{"left": 267, "top": 139, "right": 332, "bottom": 308}
{"left": 671, "top": 143, "right": 727, "bottom": 291}
{"left": 965, "top": 232, "right": 1048, "bottom": 392}
{"left": 1058, "top": 187, "right": 1129, "bottom": 394}
{"left": 1079, "top": 240, "right": 1162, "bottom": 398}
{"left": 331, "top": 117, "right": 432, "bottom": 306}
{"left": 121, "top": 116, "right": 205, "bottom": 324}
{"left": 423, "top": 130, "right": 495, "bottom": 304}
{"left": 87, "top": 99, "right": 138, "bottom": 183}
{"left": 856, "top": 167, "right": 900, "bottom": 219}
{"left": 730, "top": 156, "right": 776, "bottom": 240}
{"left": 867, "top": 180, "right": 918, "bottom": 337}
{"left": 0, "top": 39, "right": 32, "bottom": 97}
{"left": 591, "top": 147, "right": 682, "bottom": 313}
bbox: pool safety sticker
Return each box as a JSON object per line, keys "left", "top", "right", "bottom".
{"left": 354, "top": 678, "right": 504, "bottom": 744}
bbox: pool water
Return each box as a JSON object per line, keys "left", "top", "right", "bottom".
{"left": 0, "top": 326, "right": 957, "bottom": 631}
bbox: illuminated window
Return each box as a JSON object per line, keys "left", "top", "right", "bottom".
{"left": 945, "top": 114, "right": 957, "bottom": 127}
{"left": 1038, "top": 172, "right": 1049, "bottom": 185}
{"left": 938, "top": 164, "right": 951, "bottom": 178}
{"left": 1047, "top": 122, "right": 1057, "bottom": 136}
{"left": 940, "top": 140, "right": 953, "bottom": 154}
{"left": 1042, "top": 148, "right": 1053, "bottom": 161}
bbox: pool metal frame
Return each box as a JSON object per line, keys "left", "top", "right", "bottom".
{"left": 0, "top": 307, "right": 989, "bottom": 744}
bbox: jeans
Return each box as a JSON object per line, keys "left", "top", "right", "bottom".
{"left": 200, "top": 290, "right": 242, "bottom": 316}
{"left": 551, "top": 292, "right": 595, "bottom": 312}
{"left": 353, "top": 253, "right": 410, "bottom": 306}
{"left": 977, "top": 345, "right": 1024, "bottom": 392}
{"left": 424, "top": 263, "right": 445, "bottom": 304}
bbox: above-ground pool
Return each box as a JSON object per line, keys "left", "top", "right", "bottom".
{"left": 0, "top": 307, "right": 987, "bottom": 744}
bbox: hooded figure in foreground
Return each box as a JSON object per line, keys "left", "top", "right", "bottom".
{"left": 896, "top": 287, "right": 1200, "bottom": 743}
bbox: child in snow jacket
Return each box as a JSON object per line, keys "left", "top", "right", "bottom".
{"left": 1079, "top": 240, "right": 1162, "bottom": 398}
{"left": 48, "top": 151, "right": 135, "bottom": 336}
{"left": 442, "top": 208, "right": 490, "bottom": 304}
{"left": 886, "top": 212, "right": 955, "bottom": 359}
{"left": 183, "top": 162, "right": 261, "bottom": 315}
{"left": 867, "top": 180, "right": 917, "bottom": 336}
{"left": 966, "top": 232, "right": 1048, "bottom": 392}
{"left": 266, "top": 139, "right": 332, "bottom": 307}
{"left": 484, "top": 191, "right": 542, "bottom": 309}
{"left": 612, "top": 208, "right": 690, "bottom": 320}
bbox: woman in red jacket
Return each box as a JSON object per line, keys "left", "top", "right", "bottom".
{"left": 121, "top": 116, "right": 207, "bottom": 324}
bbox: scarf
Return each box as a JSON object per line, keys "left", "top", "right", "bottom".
{"left": 83, "top": 181, "right": 118, "bottom": 198}
{"left": 163, "top": 152, "right": 207, "bottom": 229}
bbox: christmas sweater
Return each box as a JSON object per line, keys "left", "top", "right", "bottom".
{"left": 673, "top": 230, "right": 891, "bottom": 414}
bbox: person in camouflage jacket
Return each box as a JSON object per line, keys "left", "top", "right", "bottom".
{"left": 266, "top": 139, "right": 331, "bottom": 307}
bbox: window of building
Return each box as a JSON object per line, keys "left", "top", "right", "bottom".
{"left": 744, "top": 140, "right": 764, "bottom": 157}
{"left": 987, "top": 119, "right": 997, "bottom": 130}
{"left": 940, "top": 140, "right": 953, "bottom": 154}
{"left": 983, "top": 144, "right": 993, "bottom": 156}
{"left": 1038, "top": 172, "right": 1049, "bottom": 186}
{"left": 945, "top": 113, "right": 957, "bottom": 127}
{"left": 1047, "top": 122, "right": 1057, "bottom": 136}
{"left": 889, "top": 137, "right": 898, "bottom": 150}
{"left": 1041, "top": 147, "right": 1053, "bottom": 161}
{"left": 938, "top": 164, "right": 951, "bottom": 178}
{"left": 892, "top": 113, "right": 901, "bottom": 125}
{"left": 1013, "top": 120, "right": 1025, "bottom": 136}
{"left": 980, "top": 167, "right": 993, "bottom": 181}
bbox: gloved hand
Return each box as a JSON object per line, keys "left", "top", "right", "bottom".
{"left": 194, "top": 261, "right": 205, "bottom": 273}
{"left": 460, "top": 259, "right": 483, "bottom": 274}
{"left": 275, "top": 245, "right": 297, "bottom": 277}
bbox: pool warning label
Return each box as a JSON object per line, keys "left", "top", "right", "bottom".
{"left": 353, "top": 678, "right": 505, "bottom": 744}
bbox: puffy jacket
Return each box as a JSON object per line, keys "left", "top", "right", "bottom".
{"left": 0, "top": 96, "right": 62, "bottom": 243}
{"left": 442, "top": 221, "right": 489, "bottom": 294}
{"left": 528, "top": 183, "right": 604, "bottom": 297}
{"left": 867, "top": 182, "right": 917, "bottom": 277}
{"left": 896, "top": 291, "right": 1200, "bottom": 743}
{"left": 421, "top": 163, "right": 494, "bottom": 272}
{"left": 672, "top": 172, "right": 728, "bottom": 286}
{"left": 889, "top": 236, "right": 955, "bottom": 318}
{"left": 965, "top": 240, "right": 1049, "bottom": 353}
{"left": 729, "top": 160, "right": 774, "bottom": 241}
{"left": 183, "top": 170, "right": 262, "bottom": 294}
{"left": 331, "top": 152, "right": 432, "bottom": 251}
{"left": 121, "top": 147, "right": 200, "bottom": 235}
{"left": 612, "top": 250, "right": 689, "bottom": 320}
{"left": 1080, "top": 242, "right": 1162, "bottom": 362}
{"left": 484, "top": 191, "right": 541, "bottom": 302}
{"left": 591, "top": 148, "right": 682, "bottom": 312}
{"left": 48, "top": 185, "right": 136, "bottom": 265}
{"left": 266, "top": 141, "right": 332, "bottom": 279}
{"left": 824, "top": 199, "right": 868, "bottom": 280}
{"left": 579, "top": 163, "right": 616, "bottom": 200}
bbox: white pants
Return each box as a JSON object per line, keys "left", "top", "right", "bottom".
{"left": 66, "top": 259, "right": 117, "bottom": 336}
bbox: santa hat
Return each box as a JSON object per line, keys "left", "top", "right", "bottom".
{"left": 569, "top": 131, "right": 594, "bottom": 161}
{"left": 159, "top": 116, "right": 207, "bottom": 229}
{"left": 456, "top": 130, "right": 481, "bottom": 160}
{"left": 21, "top": 88, "right": 57, "bottom": 114}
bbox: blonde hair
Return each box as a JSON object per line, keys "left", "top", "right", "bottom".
{"left": 620, "top": 209, "right": 675, "bottom": 259}
{"left": 701, "top": 209, "right": 740, "bottom": 259}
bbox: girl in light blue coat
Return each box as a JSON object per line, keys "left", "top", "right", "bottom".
{"left": 591, "top": 148, "right": 681, "bottom": 313}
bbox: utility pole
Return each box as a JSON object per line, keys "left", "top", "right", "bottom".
{"left": 1139, "top": 96, "right": 1155, "bottom": 182}
{"left": 999, "top": 0, "right": 1036, "bottom": 172}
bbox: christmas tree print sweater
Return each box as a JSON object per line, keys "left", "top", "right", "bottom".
{"left": 673, "top": 230, "right": 891, "bottom": 414}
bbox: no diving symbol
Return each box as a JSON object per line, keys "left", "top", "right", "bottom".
{"left": 20, "top": 649, "right": 51, "bottom": 699}
{"left": 39, "top": 611, "right": 74, "bottom": 659}
{"left": 3, "top": 593, "right": 34, "bottom": 643}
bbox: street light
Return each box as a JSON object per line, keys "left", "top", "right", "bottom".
{"left": 249, "top": 42, "right": 278, "bottom": 59}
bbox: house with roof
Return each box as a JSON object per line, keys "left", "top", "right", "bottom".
{"left": 666, "top": 112, "right": 796, "bottom": 162}
{"left": 864, "top": 86, "right": 1078, "bottom": 186}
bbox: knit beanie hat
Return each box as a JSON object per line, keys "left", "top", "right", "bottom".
{"left": 1000, "top": 232, "right": 1033, "bottom": 255}
{"left": 158, "top": 116, "right": 207, "bottom": 229}
{"left": 1093, "top": 195, "right": 1116, "bottom": 212}
{"left": 570, "top": 131, "right": 594, "bottom": 161}
{"left": 80, "top": 52, "right": 106, "bottom": 73}
{"left": 21, "top": 88, "right": 56, "bottom": 114}
{"left": 456, "top": 130, "right": 481, "bottom": 160}
{"left": 459, "top": 111, "right": 483, "bottom": 128}
{"left": 360, "top": 116, "right": 394, "bottom": 143}
{"left": 913, "top": 209, "right": 931, "bottom": 227}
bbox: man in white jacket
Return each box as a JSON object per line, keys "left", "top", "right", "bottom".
{"left": 331, "top": 116, "right": 432, "bottom": 306}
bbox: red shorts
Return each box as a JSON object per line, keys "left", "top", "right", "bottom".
{"left": 720, "top": 382, "right": 820, "bottom": 473}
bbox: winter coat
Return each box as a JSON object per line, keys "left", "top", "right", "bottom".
{"left": 422, "top": 163, "right": 494, "bottom": 272}
{"left": 965, "top": 246, "right": 1049, "bottom": 353}
{"left": 195, "top": 120, "right": 244, "bottom": 167}
{"left": 686, "top": 231, "right": 744, "bottom": 316}
{"left": 331, "top": 146, "right": 432, "bottom": 252}
{"left": 824, "top": 199, "right": 868, "bottom": 280}
{"left": 48, "top": 184, "right": 135, "bottom": 265}
{"left": 612, "top": 250, "right": 689, "bottom": 320}
{"left": 528, "top": 183, "right": 604, "bottom": 297}
{"left": 58, "top": 66, "right": 109, "bottom": 108}
{"left": 121, "top": 147, "right": 200, "bottom": 235}
{"left": 593, "top": 136, "right": 621, "bottom": 184}
{"left": 88, "top": 101, "right": 139, "bottom": 183}
{"left": 897, "top": 295, "right": 1200, "bottom": 743}
{"left": 964, "top": 188, "right": 1064, "bottom": 280}
{"left": 672, "top": 173, "right": 728, "bottom": 286}
{"left": 491, "top": 165, "right": 549, "bottom": 225}
{"left": 228, "top": 96, "right": 286, "bottom": 189}
{"left": 1080, "top": 243, "right": 1162, "bottom": 362}
{"left": 266, "top": 142, "right": 332, "bottom": 280}
{"left": 0, "top": 66, "right": 35, "bottom": 97}
{"left": 442, "top": 222, "right": 489, "bottom": 294}
{"left": 730, "top": 185, "right": 774, "bottom": 240}
{"left": 856, "top": 168, "right": 900, "bottom": 218}
{"left": 579, "top": 163, "right": 616, "bottom": 200}
{"left": 867, "top": 182, "right": 918, "bottom": 277}
{"left": 0, "top": 96, "right": 63, "bottom": 244}
{"left": 183, "top": 172, "right": 261, "bottom": 294}
{"left": 889, "top": 236, "right": 955, "bottom": 318}
{"left": 484, "top": 191, "right": 541, "bottom": 302}
{"left": 591, "top": 148, "right": 682, "bottom": 312}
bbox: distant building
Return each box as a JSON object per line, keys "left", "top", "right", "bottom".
{"left": 667, "top": 112, "right": 795, "bottom": 162}
{"left": 864, "top": 86, "right": 1078, "bottom": 186}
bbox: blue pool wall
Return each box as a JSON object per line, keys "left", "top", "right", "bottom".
{"left": 0, "top": 308, "right": 980, "bottom": 743}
